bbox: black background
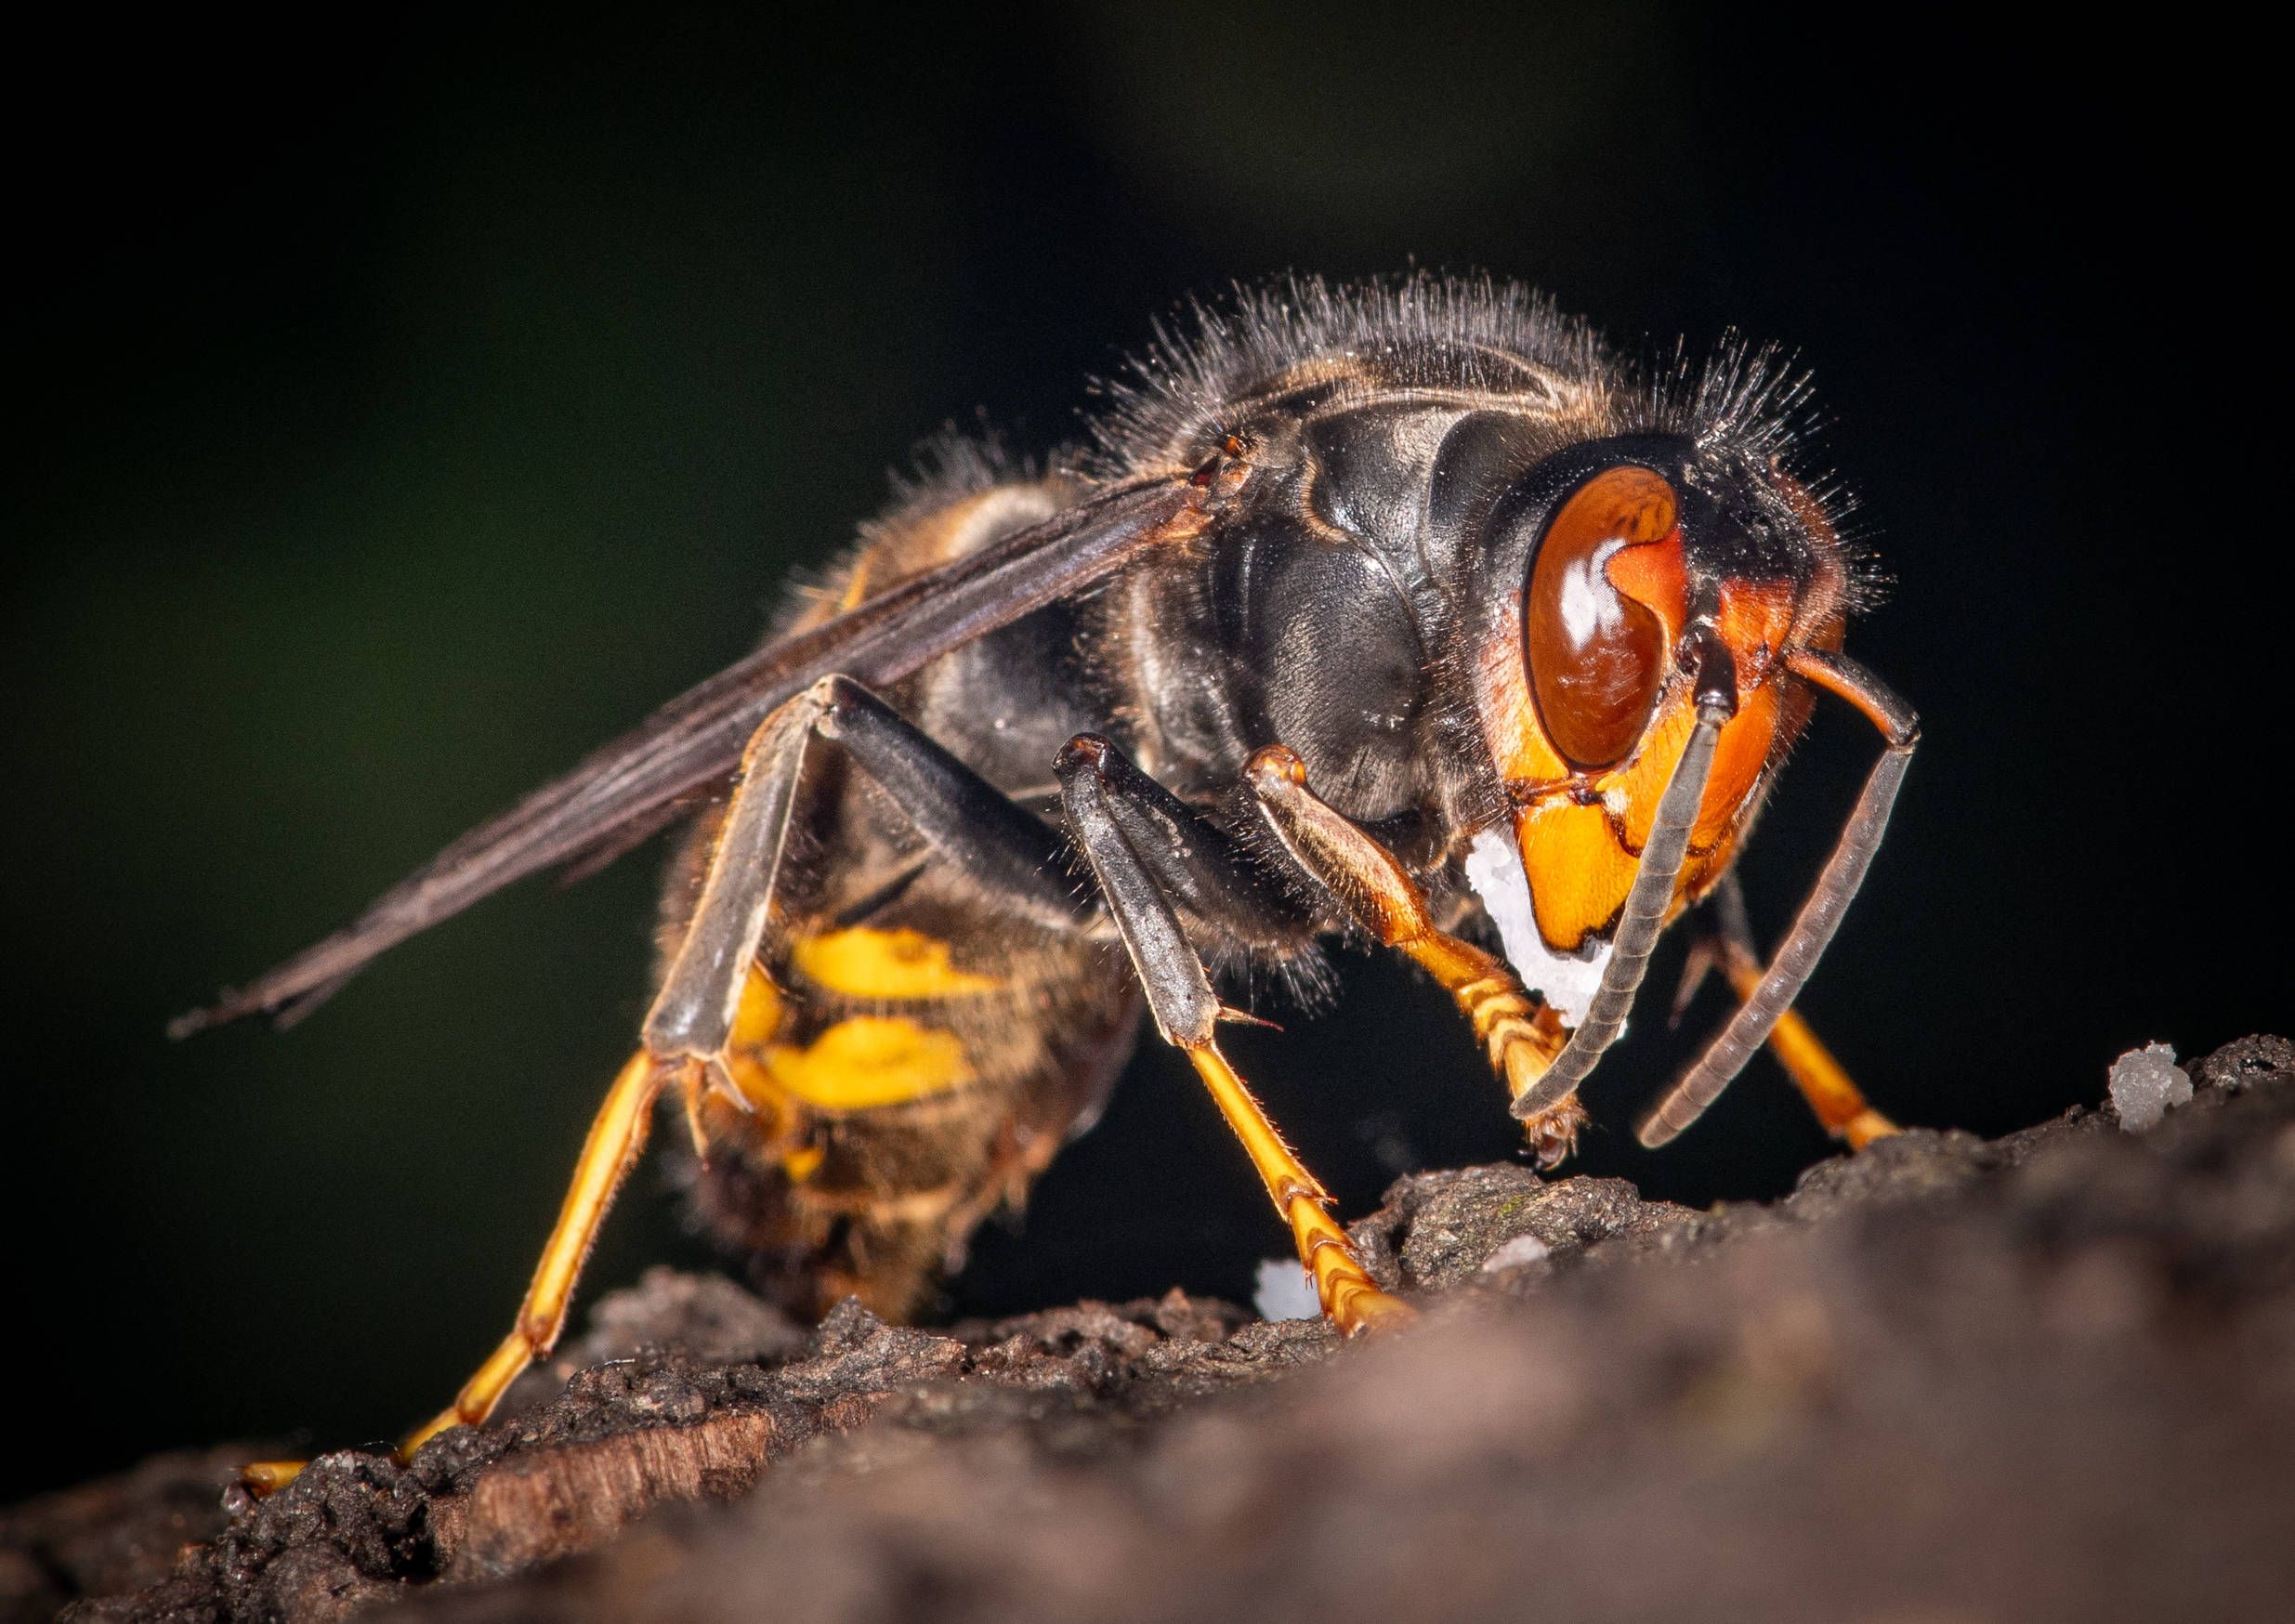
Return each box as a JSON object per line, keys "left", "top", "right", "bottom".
{"left": 7, "top": 4, "right": 2282, "bottom": 1500}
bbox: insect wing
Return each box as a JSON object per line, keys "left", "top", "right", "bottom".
{"left": 175, "top": 476, "right": 1210, "bottom": 1034}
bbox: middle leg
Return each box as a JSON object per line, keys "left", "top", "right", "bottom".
{"left": 1056, "top": 736, "right": 1411, "bottom": 1335}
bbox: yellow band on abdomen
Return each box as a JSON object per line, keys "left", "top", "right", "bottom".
{"left": 792, "top": 926, "right": 1004, "bottom": 1001}
{"left": 763, "top": 1015, "right": 975, "bottom": 1112}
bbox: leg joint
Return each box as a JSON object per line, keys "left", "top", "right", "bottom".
{"left": 805, "top": 672, "right": 874, "bottom": 736}
{"left": 1054, "top": 733, "right": 1115, "bottom": 781}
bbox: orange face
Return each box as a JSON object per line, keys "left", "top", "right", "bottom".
{"left": 1472, "top": 465, "right": 1829, "bottom": 952}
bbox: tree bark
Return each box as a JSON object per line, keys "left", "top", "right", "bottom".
{"left": 12, "top": 1036, "right": 2295, "bottom": 1624}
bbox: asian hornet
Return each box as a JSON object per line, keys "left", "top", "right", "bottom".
{"left": 181, "top": 276, "right": 1918, "bottom": 1459}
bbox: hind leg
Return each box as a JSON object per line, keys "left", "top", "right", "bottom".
{"left": 403, "top": 1051, "right": 665, "bottom": 1450}
{"left": 406, "top": 675, "right": 1107, "bottom": 1452}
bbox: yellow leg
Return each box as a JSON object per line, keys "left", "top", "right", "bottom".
{"left": 402, "top": 1050, "right": 667, "bottom": 1453}
{"left": 1387, "top": 932, "right": 1580, "bottom": 1164}
{"left": 1722, "top": 957, "right": 1897, "bottom": 1148}
{"left": 1184, "top": 1040, "right": 1413, "bottom": 1335}
{"left": 1244, "top": 747, "right": 1580, "bottom": 1161}
{"left": 239, "top": 1460, "right": 307, "bottom": 1494}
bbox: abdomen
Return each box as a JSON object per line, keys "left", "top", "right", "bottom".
{"left": 659, "top": 465, "right": 1141, "bottom": 1320}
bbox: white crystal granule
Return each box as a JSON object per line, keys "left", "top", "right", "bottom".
{"left": 2107, "top": 1041, "right": 2192, "bottom": 1133}
{"left": 1462, "top": 827, "right": 1611, "bottom": 1027}
{"left": 1252, "top": 1256, "right": 1321, "bottom": 1321}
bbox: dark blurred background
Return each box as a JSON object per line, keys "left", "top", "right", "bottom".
{"left": 6, "top": 4, "right": 2281, "bottom": 1500}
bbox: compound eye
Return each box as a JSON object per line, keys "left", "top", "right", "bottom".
{"left": 1526, "top": 465, "right": 1680, "bottom": 769}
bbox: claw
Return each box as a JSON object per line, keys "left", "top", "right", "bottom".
{"left": 1520, "top": 1094, "right": 1592, "bottom": 1170}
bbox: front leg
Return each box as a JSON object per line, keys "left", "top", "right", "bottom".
{"left": 1241, "top": 746, "right": 1586, "bottom": 1167}
{"left": 1055, "top": 737, "right": 1411, "bottom": 1336}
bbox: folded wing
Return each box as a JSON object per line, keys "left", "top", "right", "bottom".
{"left": 174, "top": 477, "right": 1209, "bottom": 1034}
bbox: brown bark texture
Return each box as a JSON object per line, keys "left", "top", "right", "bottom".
{"left": 10, "top": 1035, "right": 2295, "bottom": 1624}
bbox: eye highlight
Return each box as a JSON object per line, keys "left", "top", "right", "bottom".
{"left": 1525, "top": 465, "right": 1681, "bottom": 770}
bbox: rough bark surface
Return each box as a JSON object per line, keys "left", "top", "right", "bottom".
{"left": 11, "top": 1035, "right": 2294, "bottom": 1623}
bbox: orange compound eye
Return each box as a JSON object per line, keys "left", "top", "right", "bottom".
{"left": 1526, "top": 465, "right": 1682, "bottom": 770}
